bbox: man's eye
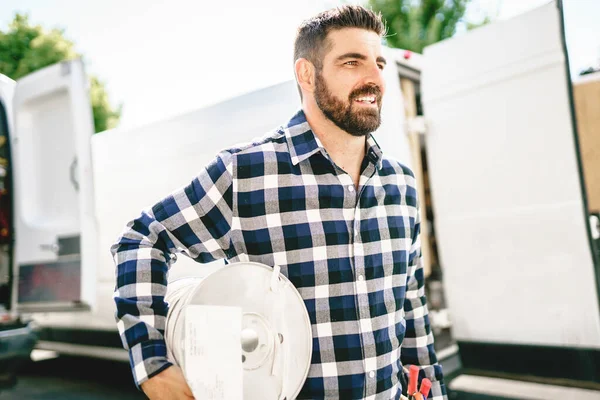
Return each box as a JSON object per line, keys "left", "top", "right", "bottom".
{"left": 378, "top": 64, "right": 385, "bottom": 70}
{"left": 345, "top": 61, "right": 358, "bottom": 66}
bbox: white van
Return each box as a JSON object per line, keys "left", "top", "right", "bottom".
{"left": 0, "top": 1, "right": 598, "bottom": 397}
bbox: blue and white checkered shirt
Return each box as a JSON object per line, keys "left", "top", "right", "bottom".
{"left": 112, "top": 109, "right": 447, "bottom": 399}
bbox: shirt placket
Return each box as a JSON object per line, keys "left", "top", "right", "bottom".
{"left": 339, "top": 162, "right": 379, "bottom": 399}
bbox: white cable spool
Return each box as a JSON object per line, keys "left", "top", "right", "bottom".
{"left": 164, "top": 261, "right": 312, "bottom": 400}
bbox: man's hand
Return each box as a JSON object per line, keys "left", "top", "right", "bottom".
{"left": 140, "top": 365, "right": 194, "bottom": 399}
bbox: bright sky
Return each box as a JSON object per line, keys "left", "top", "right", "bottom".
{"left": 0, "top": 0, "right": 598, "bottom": 131}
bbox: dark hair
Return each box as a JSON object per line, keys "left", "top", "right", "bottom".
{"left": 293, "top": 5, "right": 386, "bottom": 98}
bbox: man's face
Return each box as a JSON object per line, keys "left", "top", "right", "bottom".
{"left": 313, "top": 28, "right": 387, "bottom": 137}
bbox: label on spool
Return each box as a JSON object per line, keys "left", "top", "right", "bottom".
{"left": 184, "top": 305, "right": 243, "bottom": 400}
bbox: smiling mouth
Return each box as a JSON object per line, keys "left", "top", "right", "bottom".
{"left": 353, "top": 95, "right": 377, "bottom": 105}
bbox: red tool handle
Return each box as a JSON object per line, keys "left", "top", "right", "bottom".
{"left": 407, "top": 365, "right": 420, "bottom": 394}
{"left": 419, "top": 378, "right": 432, "bottom": 398}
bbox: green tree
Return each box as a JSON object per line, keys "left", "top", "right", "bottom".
{"left": 0, "top": 13, "right": 121, "bottom": 133}
{"left": 368, "top": 0, "right": 490, "bottom": 53}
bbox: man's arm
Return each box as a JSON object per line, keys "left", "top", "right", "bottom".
{"left": 401, "top": 205, "right": 448, "bottom": 400}
{"left": 111, "top": 151, "right": 235, "bottom": 389}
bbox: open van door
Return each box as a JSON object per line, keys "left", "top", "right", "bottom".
{"left": 10, "top": 59, "right": 97, "bottom": 313}
{"left": 422, "top": 0, "right": 600, "bottom": 391}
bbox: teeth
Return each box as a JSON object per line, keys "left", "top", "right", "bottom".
{"left": 356, "top": 96, "right": 375, "bottom": 102}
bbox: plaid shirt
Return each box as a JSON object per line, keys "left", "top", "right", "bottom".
{"left": 112, "top": 109, "right": 447, "bottom": 399}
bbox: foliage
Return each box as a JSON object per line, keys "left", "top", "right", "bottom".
{"left": 368, "top": 0, "right": 489, "bottom": 53}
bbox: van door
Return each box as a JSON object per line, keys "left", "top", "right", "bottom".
{"left": 421, "top": 1, "right": 600, "bottom": 383}
{"left": 10, "top": 59, "right": 97, "bottom": 312}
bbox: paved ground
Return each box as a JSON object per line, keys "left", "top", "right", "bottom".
{"left": 0, "top": 356, "right": 144, "bottom": 400}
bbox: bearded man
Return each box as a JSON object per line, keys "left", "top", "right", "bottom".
{"left": 111, "top": 5, "right": 447, "bottom": 400}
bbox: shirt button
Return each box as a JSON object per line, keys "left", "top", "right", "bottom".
{"left": 348, "top": 185, "right": 355, "bottom": 192}
{"left": 358, "top": 275, "right": 364, "bottom": 281}
{"left": 369, "top": 371, "right": 375, "bottom": 378}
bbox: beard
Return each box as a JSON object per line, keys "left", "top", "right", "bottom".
{"left": 314, "top": 71, "right": 383, "bottom": 137}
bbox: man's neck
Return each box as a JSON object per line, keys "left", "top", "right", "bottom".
{"left": 303, "top": 103, "right": 366, "bottom": 188}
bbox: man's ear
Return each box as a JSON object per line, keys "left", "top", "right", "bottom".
{"left": 295, "top": 58, "right": 315, "bottom": 95}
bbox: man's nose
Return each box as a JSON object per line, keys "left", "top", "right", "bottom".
{"left": 364, "top": 63, "right": 385, "bottom": 93}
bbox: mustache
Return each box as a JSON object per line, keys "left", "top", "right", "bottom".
{"left": 350, "top": 85, "right": 382, "bottom": 101}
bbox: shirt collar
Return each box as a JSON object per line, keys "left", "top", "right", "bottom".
{"left": 284, "top": 109, "right": 323, "bottom": 166}
{"left": 365, "top": 133, "right": 384, "bottom": 169}
{"left": 284, "top": 109, "right": 384, "bottom": 169}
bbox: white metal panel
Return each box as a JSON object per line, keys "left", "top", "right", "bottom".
{"left": 14, "top": 66, "right": 78, "bottom": 233}
{"left": 11, "top": 59, "right": 97, "bottom": 308}
{"left": 422, "top": 2, "right": 600, "bottom": 347}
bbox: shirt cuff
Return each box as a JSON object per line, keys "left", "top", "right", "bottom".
{"left": 128, "top": 340, "right": 173, "bottom": 389}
